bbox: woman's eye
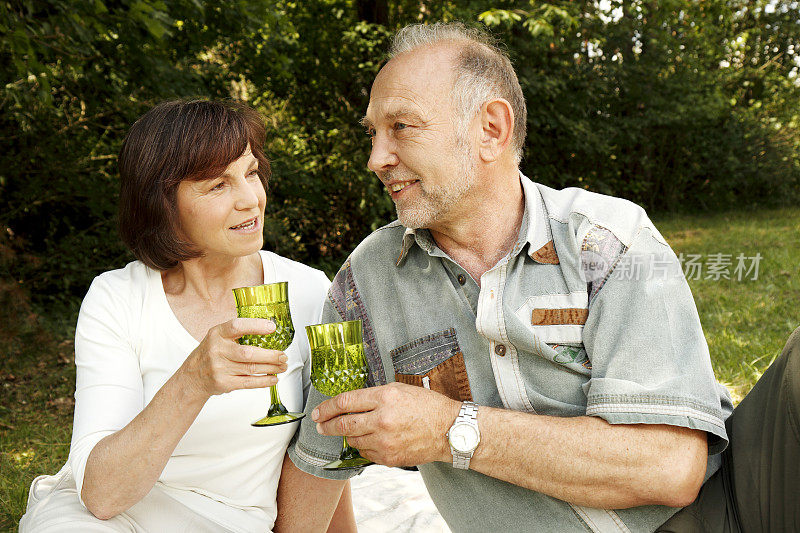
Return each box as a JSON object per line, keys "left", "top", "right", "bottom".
{"left": 247, "top": 169, "right": 259, "bottom": 179}
{"left": 210, "top": 182, "right": 225, "bottom": 191}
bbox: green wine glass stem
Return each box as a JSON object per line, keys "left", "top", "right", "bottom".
{"left": 340, "top": 437, "right": 361, "bottom": 461}
{"left": 267, "top": 385, "right": 288, "bottom": 417}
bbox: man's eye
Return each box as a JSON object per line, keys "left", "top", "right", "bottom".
{"left": 393, "top": 123, "right": 407, "bottom": 131}
{"left": 365, "top": 127, "right": 375, "bottom": 138}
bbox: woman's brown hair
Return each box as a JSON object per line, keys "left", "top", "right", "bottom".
{"left": 118, "top": 100, "right": 271, "bottom": 270}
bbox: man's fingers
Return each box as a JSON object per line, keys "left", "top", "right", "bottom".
{"left": 341, "top": 435, "right": 373, "bottom": 453}
{"left": 311, "top": 388, "right": 381, "bottom": 423}
{"left": 217, "top": 317, "right": 276, "bottom": 339}
{"left": 316, "top": 412, "right": 373, "bottom": 437}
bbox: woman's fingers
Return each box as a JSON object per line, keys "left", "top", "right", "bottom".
{"left": 237, "top": 374, "right": 279, "bottom": 390}
{"left": 187, "top": 318, "right": 290, "bottom": 396}
{"left": 216, "top": 317, "right": 276, "bottom": 340}
{"left": 231, "top": 361, "right": 288, "bottom": 376}
{"left": 230, "top": 345, "right": 288, "bottom": 366}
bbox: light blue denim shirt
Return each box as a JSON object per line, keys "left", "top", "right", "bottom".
{"left": 289, "top": 174, "right": 733, "bottom": 533}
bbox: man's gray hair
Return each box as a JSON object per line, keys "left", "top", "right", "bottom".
{"left": 389, "top": 22, "right": 527, "bottom": 163}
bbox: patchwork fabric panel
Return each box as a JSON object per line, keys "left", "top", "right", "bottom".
{"left": 531, "top": 308, "right": 589, "bottom": 326}
{"left": 549, "top": 344, "right": 592, "bottom": 371}
{"left": 581, "top": 225, "right": 627, "bottom": 302}
{"left": 328, "top": 258, "right": 387, "bottom": 387}
{"left": 394, "top": 352, "right": 472, "bottom": 402}
{"left": 390, "top": 327, "right": 461, "bottom": 375}
{"left": 530, "top": 240, "right": 560, "bottom": 264}
{"left": 391, "top": 328, "right": 472, "bottom": 402}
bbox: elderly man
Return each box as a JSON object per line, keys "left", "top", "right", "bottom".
{"left": 277, "top": 22, "right": 799, "bottom": 532}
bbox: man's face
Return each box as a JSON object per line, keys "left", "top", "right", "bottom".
{"left": 364, "top": 46, "right": 477, "bottom": 230}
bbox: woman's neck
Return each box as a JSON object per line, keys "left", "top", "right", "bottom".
{"left": 161, "top": 252, "right": 264, "bottom": 303}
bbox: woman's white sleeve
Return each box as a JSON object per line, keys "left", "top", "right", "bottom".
{"left": 68, "top": 276, "right": 144, "bottom": 504}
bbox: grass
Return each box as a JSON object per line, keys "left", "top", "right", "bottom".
{"left": 0, "top": 282, "right": 75, "bottom": 532}
{"left": 654, "top": 206, "right": 800, "bottom": 402}
{"left": 1, "top": 206, "right": 799, "bottom": 530}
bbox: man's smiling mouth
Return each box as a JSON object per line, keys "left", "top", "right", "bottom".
{"left": 389, "top": 180, "right": 419, "bottom": 193}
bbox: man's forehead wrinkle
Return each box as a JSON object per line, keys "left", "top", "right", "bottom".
{"left": 367, "top": 93, "right": 431, "bottom": 125}
{"left": 366, "top": 47, "right": 459, "bottom": 128}
{"left": 377, "top": 82, "right": 432, "bottom": 106}
{"left": 386, "top": 108, "right": 426, "bottom": 124}
{"left": 392, "top": 46, "right": 459, "bottom": 84}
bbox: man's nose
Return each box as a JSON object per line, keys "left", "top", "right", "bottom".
{"left": 367, "top": 133, "right": 399, "bottom": 173}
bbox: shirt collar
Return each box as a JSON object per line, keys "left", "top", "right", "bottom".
{"left": 395, "top": 172, "right": 557, "bottom": 266}
{"left": 520, "top": 173, "right": 558, "bottom": 263}
{"left": 396, "top": 226, "right": 435, "bottom": 266}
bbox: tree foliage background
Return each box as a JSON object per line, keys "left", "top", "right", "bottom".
{"left": 2, "top": 0, "right": 799, "bottom": 317}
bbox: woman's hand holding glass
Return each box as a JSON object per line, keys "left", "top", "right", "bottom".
{"left": 233, "top": 281, "right": 306, "bottom": 426}
{"left": 179, "top": 317, "right": 289, "bottom": 398}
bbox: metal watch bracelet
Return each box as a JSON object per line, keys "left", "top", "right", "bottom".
{"left": 450, "top": 401, "right": 479, "bottom": 469}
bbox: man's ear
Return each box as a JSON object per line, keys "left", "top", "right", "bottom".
{"left": 478, "top": 98, "right": 514, "bottom": 163}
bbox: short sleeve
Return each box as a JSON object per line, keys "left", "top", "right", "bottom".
{"left": 69, "top": 276, "right": 144, "bottom": 502}
{"left": 581, "top": 227, "right": 732, "bottom": 454}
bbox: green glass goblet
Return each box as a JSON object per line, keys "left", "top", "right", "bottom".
{"left": 233, "top": 282, "right": 304, "bottom": 427}
{"left": 305, "top": 320, "right": 374, "bottom": 470}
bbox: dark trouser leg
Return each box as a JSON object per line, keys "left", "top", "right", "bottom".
{"left": 725, "top": 326, "right": 800, "bottom": 532}
{"left": 659, "top": 326, "right": 800, "bottom": 533}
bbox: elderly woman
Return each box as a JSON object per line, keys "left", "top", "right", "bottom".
{"left": 19, "top": 100, "right": 354, "bottom": 532}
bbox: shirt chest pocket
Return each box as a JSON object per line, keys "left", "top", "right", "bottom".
{"left": 390, "top": 328, "right": 473, "bottom": 402}
{"left": 515, "top": 292, "right": 592, "bottom": 372}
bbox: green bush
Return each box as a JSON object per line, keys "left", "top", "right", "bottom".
{"left": 1, "top": 0, "right": 798, "bottom": 318}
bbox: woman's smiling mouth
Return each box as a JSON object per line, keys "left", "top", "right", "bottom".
{"left": 229, "top": 217, "right": 259, "bottom": 232}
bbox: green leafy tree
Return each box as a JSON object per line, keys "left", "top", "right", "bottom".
{"left": 0, "top": 0, "right": 276, "bottom": 308}
{"left": 1, "top": 0, "right": 798, "bottom": 315}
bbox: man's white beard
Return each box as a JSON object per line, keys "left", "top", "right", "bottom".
{"left": 395, "top": 150, "right": 477, "bottom": 230}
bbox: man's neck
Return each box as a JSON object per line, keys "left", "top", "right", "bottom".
{"left": 429, "top": 171, "right": 524, "bottom": 285}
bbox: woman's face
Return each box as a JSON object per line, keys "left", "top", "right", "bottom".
{"left": 175, "top": 148, "right": 267, "bottom": 262}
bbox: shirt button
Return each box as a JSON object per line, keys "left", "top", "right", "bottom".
{"left": 457, "top": 274, "right": 466, "bottom": 285}
{"left": 495, "top": 344, "right": 506, "bottom": 356}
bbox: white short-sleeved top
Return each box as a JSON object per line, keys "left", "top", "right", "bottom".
{"left": 69, "top": 250, "right": 329, "bottom": 532}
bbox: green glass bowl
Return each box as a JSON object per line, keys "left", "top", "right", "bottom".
{"left": 233, "top": 282, "right": 294, "bottom": 351}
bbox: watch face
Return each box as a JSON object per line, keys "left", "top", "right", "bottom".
{"left": 449, "top": 423, "right": 479, "bottom": 453}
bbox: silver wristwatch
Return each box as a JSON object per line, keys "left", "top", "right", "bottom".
{"left": 446, "top": 401, "right": 480, "bottom": 469}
